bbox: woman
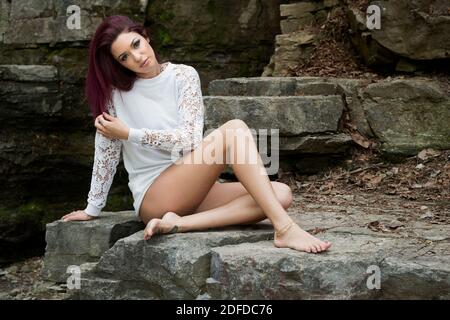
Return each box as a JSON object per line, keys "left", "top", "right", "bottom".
{"left": 62, "top": 15, "right": 331, "bottom": 254}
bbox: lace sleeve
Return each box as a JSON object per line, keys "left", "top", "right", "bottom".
{"left": 127, "top": 65, "right": 204, "bottom": 155}
{"left": 84, "top": 103, "right": 122, "bottom": 217}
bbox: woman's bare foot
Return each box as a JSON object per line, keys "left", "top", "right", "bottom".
{"left": 143, "top": 211, "right": 181, "bottom": 240}
{"left": 274, "top": 221, "right": 332, "bottom": 253}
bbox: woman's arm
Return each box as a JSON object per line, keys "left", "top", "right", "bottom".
{"left": 127, "top": 66, "right": 204, "bottom": 154}
{"left": 84, "top": 103, "right": 123, "bottom": 217}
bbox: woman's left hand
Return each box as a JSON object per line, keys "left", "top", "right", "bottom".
{"left": 95, "top": 112, "right": 129, "bottom": 140}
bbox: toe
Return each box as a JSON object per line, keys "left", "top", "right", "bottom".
{"left": 310, "top": 246, "right": 317, "bottom": 253}
{"left": 315, "top": 244, "right": 322, "bottom": 253}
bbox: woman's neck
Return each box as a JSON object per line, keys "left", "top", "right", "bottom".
{"left": 136, "top": 62, "right": 162, "bottom": 79}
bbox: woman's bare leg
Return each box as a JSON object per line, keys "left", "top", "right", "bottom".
{"left": 144, "top": 119, "right": 331, "bottom": 253}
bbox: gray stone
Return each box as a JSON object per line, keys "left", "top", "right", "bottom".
{"left": 347, "top": 1, "right": 450, "bottom": 70}
{"left": 280, "top": 3, "right": 325, "bottom": 18}
{"left": 67, "top": 208, "right": 450, "bottom": 299}
{"left": 0, "top": 65, "right": 57, "bottom": 82}
{"left": 280, "top": 15, "right": 316, "bottom": 34}
{"left": 207, "top": 234, "right": 449, "bottom": 299}
{"left": 10, "top": 0, "right": 52, "bottom": 20}
{"left": 208, "top": 77, "right": 298, "bottom": 96}
{"left": 41, "top": 211, "right": 144, "bottom": 282}
{"left": 361, "top": 79, "right": 450, "bottom": 154}
{"left": 280, "top": 133, "right": 354, "bottom": 154}
{"left": 204, "top": 95, "right": 344, "bottom": 135}
{"left": 371, "top": 0, "right": 450, "bottom": 60}
{"left": 3, "top": 0, "right": 147, "bottom": 44}
{"left": 76, "top": 224, "right": 274, "bottom": 299}
{"left": 271, "top": 30, "right": 317, "bottom": 76}
{"left": 0, "top": 0, "right": 11, "bottom": 42}
{"left": 147, "top": 0, "right": 281, "bottom": 91}
{"left": 209, "top": 77, "right": 356, "bottom": 97}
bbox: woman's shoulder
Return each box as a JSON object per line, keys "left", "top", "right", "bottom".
{"left": 171, "top": 62, "right": 198, "bottom": 77}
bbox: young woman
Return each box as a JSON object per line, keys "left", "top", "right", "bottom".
{"left": 61, "top": 15, "right": 331, "bottom": 254}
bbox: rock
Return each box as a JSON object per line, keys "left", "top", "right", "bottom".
{"left": 280, "top": 134, "right": 354, "bottom": 154}
{"left": 370, "top": 1, "right": 450, "bottom": 61}
{"left": 195, "top": 293, "right": 212, "bottom": 300}
{"left": 41, "top": 211, "right": 144, "bottom": 283}
{"left": 347, "top": 1, "right": 450, "bottom": 70}
{"left": 361, "top": 79, "right": 450, "bottom": 155}
{"left": 47, "top": 285, "right": 66, "bottom": 293}
{"left": 0, "top": 64, "right": 57, "bottom": 82}
{"left": 59, "top": 207, "right": 450, "bottom": 299}
{"left": 208, "top": 77, "right": 374, "bottom": 138}
{"left": 74, "top": 223, "right": 274, "bottom": 299}
{"left": 3, "top": 0, "right": 147, "bottom": 44}
{"left": 204, "top": 96, "right": 344, "bottom": 135}
{"left": 7, "top": 265, "right": 18, "bottom": 273}
{"left": 146, "top": 0, "right": 281, "bottom": 90}
{"left": 208, "top": 77, "right": 298, "bottom": 96}
{"left": 207, "top": 233, "right": 449, "bottom": 299}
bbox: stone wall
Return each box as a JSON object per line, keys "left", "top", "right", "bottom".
{"left": 263, "top": 0, "right": 450, "bottom": 75}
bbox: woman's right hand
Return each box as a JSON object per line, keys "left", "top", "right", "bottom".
{"left": 61, "top": 210, "right": 95, "bottom": 222}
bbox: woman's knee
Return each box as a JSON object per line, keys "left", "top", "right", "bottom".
{"left": 226, "top": 119, "right": 248, "bottom": 129}
{"left": 273, "top": 182, "right": 293, "bottom": 209}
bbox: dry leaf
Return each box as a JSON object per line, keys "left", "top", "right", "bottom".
{"left": 418, "top": 148, "right": 441, "bottom": 161}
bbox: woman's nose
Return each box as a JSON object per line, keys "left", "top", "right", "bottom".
{"left": 131, "top": 51, "right": 143, "bottom": 63}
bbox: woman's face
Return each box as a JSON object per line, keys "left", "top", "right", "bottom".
{"left": 110, "top": 31, "right": 158, "bottom": 76}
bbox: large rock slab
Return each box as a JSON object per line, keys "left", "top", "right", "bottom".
{"left": 204, "top": 95, "right": 344, "bottom": 136}
{"left": 207, "top": 233, "right": 449, "bottom": 299}
{"left": 41, "top": 211, "right": 144, "bottom": 283}
{"left": 64, "top": 204, "right": 450, "bottom": 299}
{"left": 347, "top": 0, "right": 450, "bottom": 71}
{"left": 73, "top": 224, "right": 274, "bottom": 299}
{"left": 361, "top": 79, "right": 450, "bottom": 155}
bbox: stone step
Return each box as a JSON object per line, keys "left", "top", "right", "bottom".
{"left": 41, "top": 211, "right": 144, "bottom": 283}
{"left": 75, "top": 224, "right": 274, "bottom": 299}
{"left": 203, "top": 95, "right": 344, "bottom": 136}
{"left": 208, "top": 77, "right": 345, "bottom": 96}
{"left": 65, "top": 207, "right": 449, "bottom": 299}
{"left": 207, "top": 234, "right": 449, "bottom": 299}
{"left": 203, "top": 95, "right": 352, "bottom": 159}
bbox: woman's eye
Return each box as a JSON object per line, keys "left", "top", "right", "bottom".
{"left": 120, "top": 40, "right": 140, "bottom": 62}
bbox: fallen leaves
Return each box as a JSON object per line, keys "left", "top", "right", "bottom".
{"left": 367, "top": 219, "right": 405, "bottom": 233}
{"left": 418, "top": 148, "right": 441, "bottom": 162}
{"left": 275, "top": 148, "right": 449, "bottom": 225}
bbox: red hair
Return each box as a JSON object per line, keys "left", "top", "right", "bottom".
{"left": 84, "top": 15, "right": 162, "bottom": 122}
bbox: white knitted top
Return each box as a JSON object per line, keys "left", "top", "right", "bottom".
{"left": 83, "top": 62, "right": 204, "bottom": 218}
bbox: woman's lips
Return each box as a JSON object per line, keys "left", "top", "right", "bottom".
{"left": 141, "top": 58, "right": 149, "bottom": 67}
